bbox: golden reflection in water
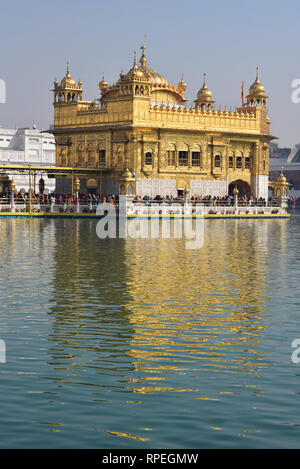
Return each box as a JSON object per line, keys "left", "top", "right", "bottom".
{"left": 8, "top": 217, "right": 287, "bottom": 398}
{"left": 106, "top": 431, "right": 149, "bottom": 442}
{"left": 120, "top": 219, "right": 289, "bottom": 393}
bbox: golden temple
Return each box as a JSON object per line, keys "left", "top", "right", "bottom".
{"left": 51, "top": 46, "right": 274, "bottom": 199}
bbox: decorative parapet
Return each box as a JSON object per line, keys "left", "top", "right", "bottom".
{"left": 149, "top": 103, "right": 256, "bottom": 118}
{"left": 146, "top": 104, "right": 260, "bottom": 133}
{"left": 78, "top": 102, "right": 108, "bottom": 113}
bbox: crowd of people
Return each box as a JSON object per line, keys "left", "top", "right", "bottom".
{"left": 0, "top": 191, "right": 117, "bottom": 205}
{"left": 1, "top": 190, "right": 299, "bottom": 207}
{"left": 133, "top": 194, "right": 268, "bottom": 206}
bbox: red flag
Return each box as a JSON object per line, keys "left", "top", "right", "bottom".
{"left": 241, "top": 81, "right": 244, "bottom": 107}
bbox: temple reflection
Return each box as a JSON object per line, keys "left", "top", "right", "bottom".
{"left": 120, "top": 219, "right": 289, "bottom": 392}
{"left": 44, "top": 218, "right": 289, "bottom": 395}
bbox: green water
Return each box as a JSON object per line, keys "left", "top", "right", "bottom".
{"left": 0, "top": 213, "right": 300, "bottom": 448}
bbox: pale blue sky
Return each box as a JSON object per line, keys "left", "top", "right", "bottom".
{"left": 0, "top": 0, "right": 299, "bottom": 146}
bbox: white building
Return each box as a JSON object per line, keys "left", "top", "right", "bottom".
{"left": 0, "top": 126, "right": 56, "bottom": 193}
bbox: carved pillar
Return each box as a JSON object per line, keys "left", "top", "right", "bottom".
{"left": 188, "top": 145, "right": 192, "bottom": 169}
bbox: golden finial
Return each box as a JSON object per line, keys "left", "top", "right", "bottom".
{"left": 99, "top": 72, "right": 108, "bottom": 93}
{"left": 256, "top": 66, "right": 259, "bottom": 80}
{"left": 133, "top": 50, "right": 137, "bottom": 67}
{"left": 66, "top": 61, "right": 70, "bottom": 76}
{"left": 178, "top": 74, "right": 187, "bottom": 93}
{"left": 140, "top": 43, "right": 147, "bottom": 67}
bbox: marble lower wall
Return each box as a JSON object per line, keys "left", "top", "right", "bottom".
{"left": 136, "top": 179, "right": 228, "bottom": 197}
{"left": 136, "top": 179, "right": 177, "bottom": 197}
{"left": 190, "top": 180, "right": 228, "bottom": 197}
{"left": 251, "top": 175, "right": 268, "bottom": 200}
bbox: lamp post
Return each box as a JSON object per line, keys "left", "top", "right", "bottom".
{"left": 184, "top": 187, "right": 189, "bottom": 204}
{"left": 39, "top": 177, "right": 45, "bottom": 195}
{"left": 10, "top": 179, "right": 16, "bottom": 211}
{"left": 233, "top": 185, "right": 239, "bottom": 211}
{"left": 74, "top": 177, "right": 80, "bottom": 213}
{"left": 28, "top": 167, "right": 32, "bottom": 214}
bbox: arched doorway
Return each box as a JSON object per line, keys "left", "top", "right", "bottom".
{"left": 86, "top": 178, "right": 98, "bottom": 195}
{"left": 0, "top": 175, "right": 11, "bottom": 194}
{"left": 229, "top": 179, "right": 251, "bottom": 196}
{"left": 177, "top": 179, "right": 188, "bottom": 197}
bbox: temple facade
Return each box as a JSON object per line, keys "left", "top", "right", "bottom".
{"left": 51, "top": 47, "right": 274, "bottom": 199}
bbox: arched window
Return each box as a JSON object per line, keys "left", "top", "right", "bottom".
{"left": 99, "top": 149, "right": 106, "bottom": 166}
{"left": 214, "top": 154, "right": 221, "bottom": 168}
{"left": 145, "top": 152, "right": 152, "bottom": 166}
{"left": 236, "top": 156, "right": 242, "bottom": 168}
{"left": 179, "top": 151, "right": 188, "bottom": 166}
{"left": 167, "top": 150, "right": 175, "bottom": 166}
{"left": 192, "top": 151, "right": 200, "bottom": 166}
{"left": 77, "top": 144, "right": 85, "bottom": 165}
{"left": 245, "top": 156, "right": 251, "bottom": 169}
{"left": 228, "top": 155, "right": 234, "bottom": 168}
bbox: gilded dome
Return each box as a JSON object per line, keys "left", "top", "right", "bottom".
{"left": 99, "top": 73, "right": 108, "bottom": 93}
{"left": 120, "top": 164, "right": 134, "bottom": 181}
{"left": 277, "top": 169, "right": 287, "bottom": 184}
{"left": 249, "top": 68, "right": 266, "bottom": 96}
{"left": 196, "top": 74, "right": 214, "bottom": 101}
{"left": 147, "top": 71, "right": 169, "bottom": 86}
{"left": 60, "top": 62, "right": 76, "bottom": 87}
{"left": 122, "top": 47, "right": 171, "bottom": 88}
{"left": 249, "top": 78, "right": 265, "bottom": 95}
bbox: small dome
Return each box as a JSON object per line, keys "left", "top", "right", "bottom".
{"left": 277, "top": 170, "right": 287, "bottom": 184}
{"left": 195, "top": 74, "right": 214, "bottom": 106}
{"left": 60, "top": 62, "right": 76, "bottom": 87}
{"left": 248, "top": 68, "right": 266, "bottom": 96}
{"left": 99, "top": 73, "right": 108, "bottom": 93}
{"left": 249, "top": 78, "right": 265, "bottom": 95}
{"left": 120, "top": 164, "right": 134, "bottom": 181}
{"left": 197, "top": 74, "right": 213, "bottom": 98}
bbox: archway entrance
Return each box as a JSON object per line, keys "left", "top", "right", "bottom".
{"left": 86, "top": 178, "right": 98, "bottom": 195}
{"left": 0, "top": 175, "right": 11, "bottom": 194}
{"left": 177, "top": 180, "right": 188, "bottom": 197}
{"left": 229, "top": 179, "right": 251, "bottom": 197}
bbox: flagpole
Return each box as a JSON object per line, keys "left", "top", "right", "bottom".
{"left": 241, "top": 81, "right": 244, "bottom": 107}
